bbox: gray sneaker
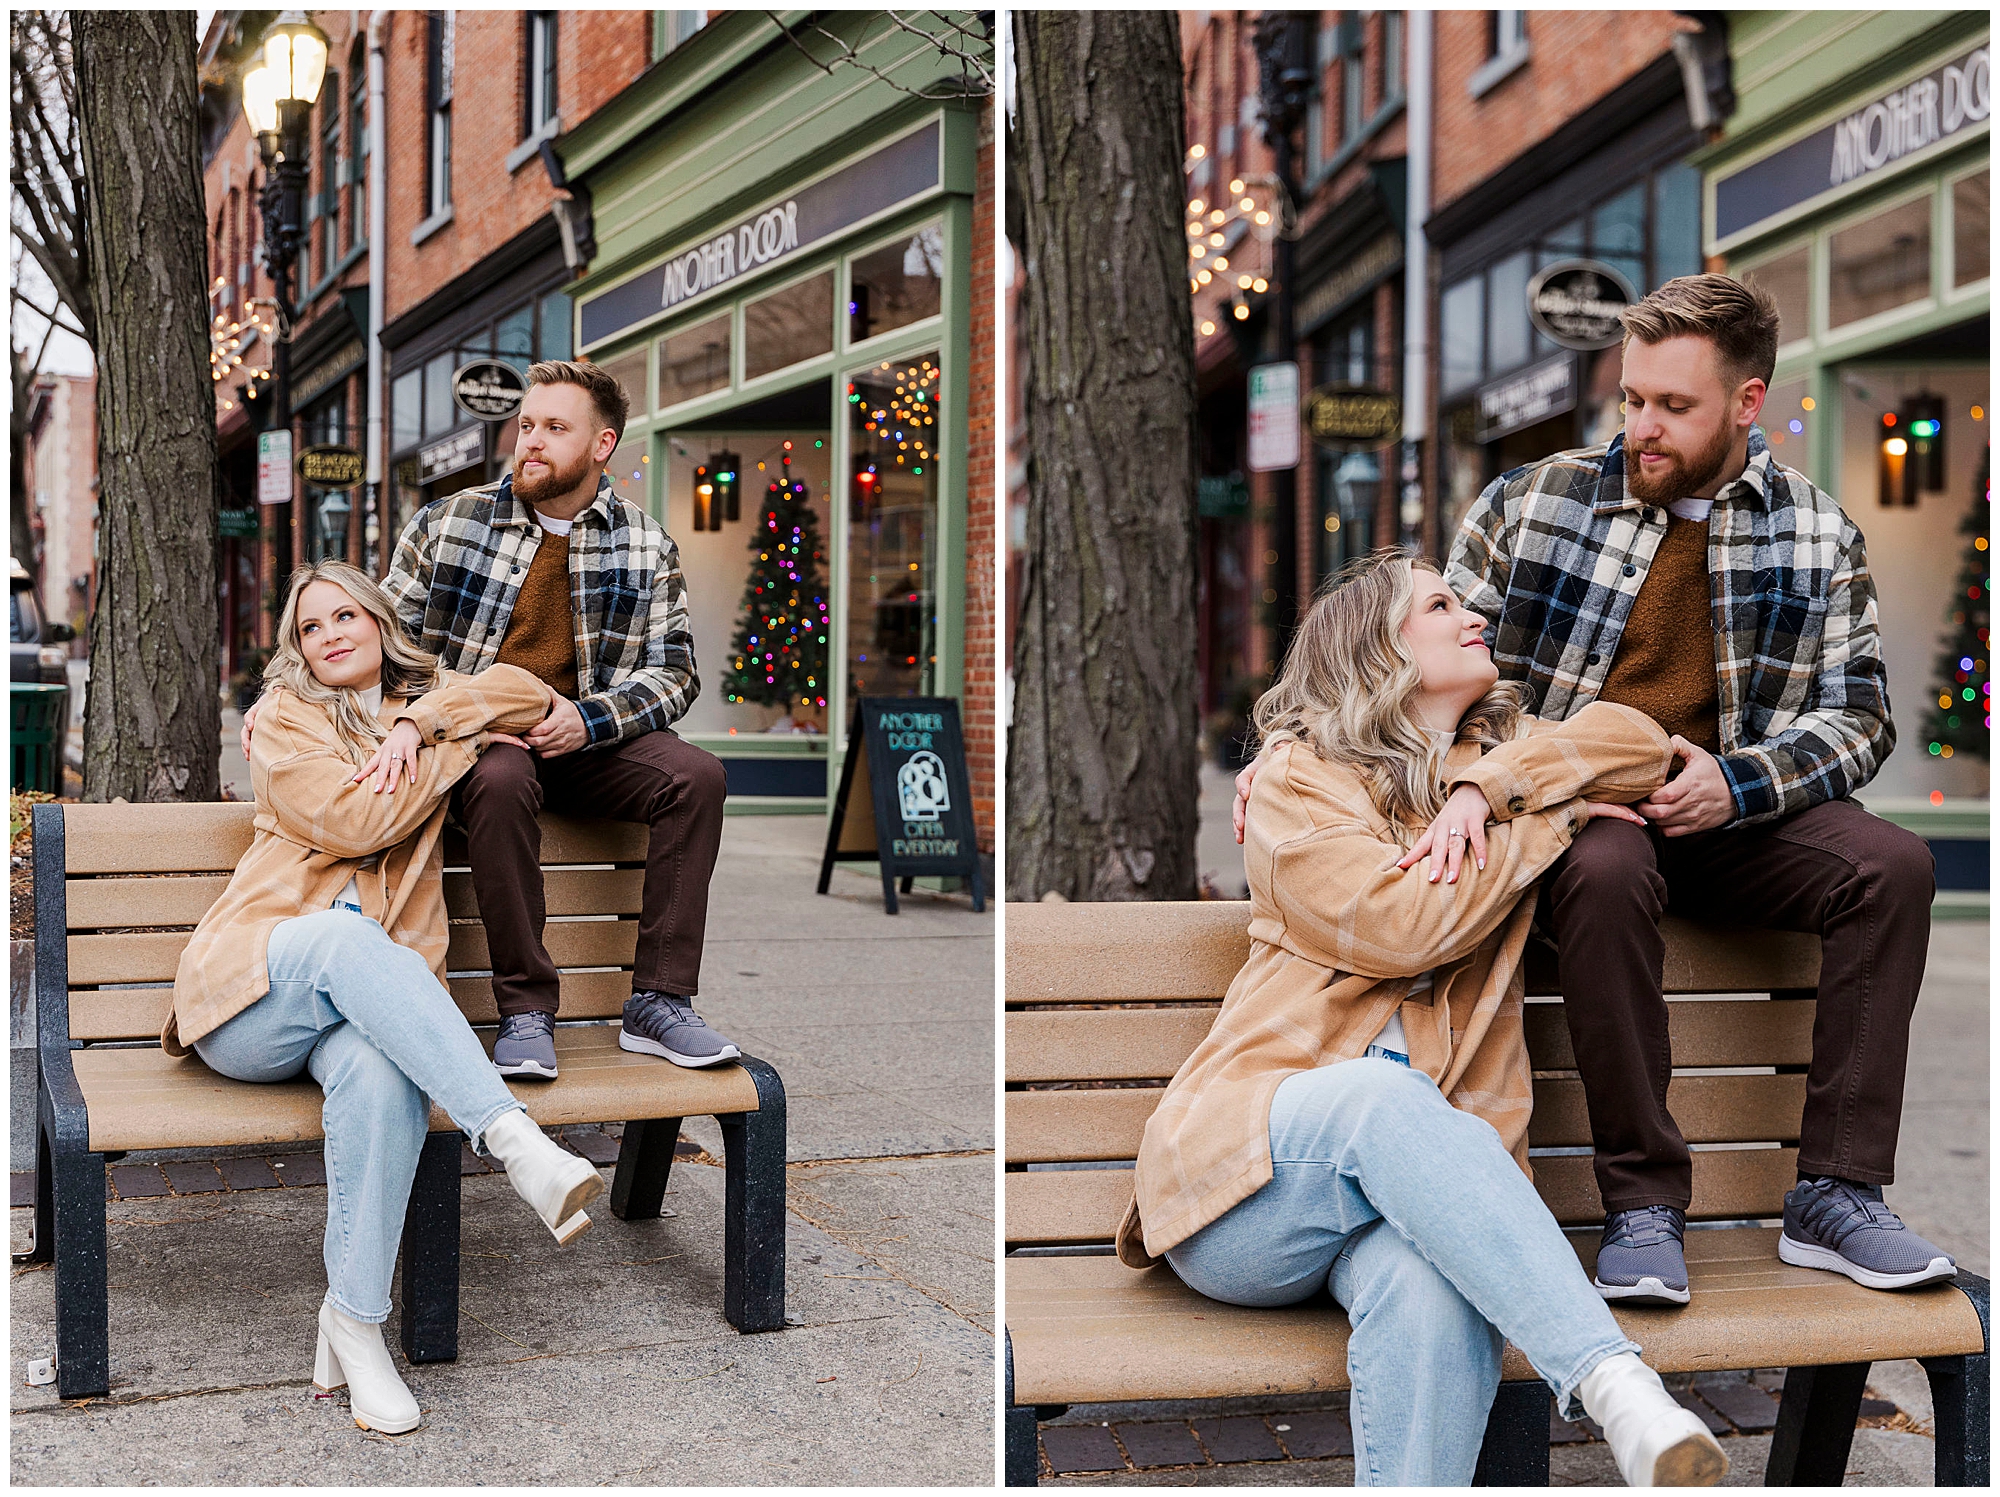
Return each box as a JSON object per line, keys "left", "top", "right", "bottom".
{"left": 619, "top": 991, "right": 741, "bottom": 1068}
{"left": 1594, "top": 1205, "right": 1691, "bottom": 1305}
{"left": 492, "top": 1011, "right": 559, "bottom": 1080}
{"left": 1780, "top": 1176, "right": 1955, "bottom": 1290}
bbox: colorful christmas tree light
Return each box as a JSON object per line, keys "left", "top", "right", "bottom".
{"left": 1921, "top": 442, "right": 1990, "bottom": 763}
{"left": 724, "top": 445, "right": 830, "bottom": 713}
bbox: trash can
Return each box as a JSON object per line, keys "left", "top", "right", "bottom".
{"left": 11, "top": 682, "right": 68, "bottom": 794}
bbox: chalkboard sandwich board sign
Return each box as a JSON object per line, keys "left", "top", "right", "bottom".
{"left": 817, "top": 696, "right": 986, "bottom": 914}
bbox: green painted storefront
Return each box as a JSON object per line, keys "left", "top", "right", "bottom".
{"left": 558, "top": 12, "right": 985, "bottom": 814}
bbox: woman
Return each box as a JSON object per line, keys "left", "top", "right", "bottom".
{"left": 1119, "top": 551, "right": 1726, "bottom": 1487}
{"left": 167, "top": 561, "right": 604, "bottom": 1436}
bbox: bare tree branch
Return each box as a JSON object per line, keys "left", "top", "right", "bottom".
{"left": 764, "top": 11, "right": 994, "bottom": 101}
{"left": 11, "top": 8, "right": 94, "bottom": 345}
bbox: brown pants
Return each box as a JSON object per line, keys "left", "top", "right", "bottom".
{"left": 453, "top": 731, "right": 727, "bottom": 1016}
{"left": 1537, "top": 798, "right": 1934, "bottom": 1211}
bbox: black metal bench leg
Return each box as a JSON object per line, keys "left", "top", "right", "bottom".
{"left": 1766, "top": 1361, "right": 1868, "bottom": 1485}
{"left": 719, "top": 1057, "right": 786, "bottom": 1332}
{"left": 1473, "top": 1379, "right": 1550, "bottom": 1485}
{"left": 398, "top": 1131, "right": 461, "bottom": 1365}
{"left": 29, "top": 1114, "right": 55, "bottom": 1265}
{"left": 1004, "top": 1329, "right": 1049, "bottom": 1486}
{"left": 610, "top": 1117, "right": 681, "bottom": 1220}
{"left": 41, "top": 1092, "right": 109, "bottom": 1400}
{"left": 1926, "top": 1269, "right": 1991, "bottom": 1488}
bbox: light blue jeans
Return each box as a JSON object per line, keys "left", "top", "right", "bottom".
{"left": 1165, "top": 1058, "right": 1640, "bottom": 1486}
{"left": 193, "top": 908, "right": 527, "bottom": 1324}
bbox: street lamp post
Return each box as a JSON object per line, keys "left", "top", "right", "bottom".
{"left": 241, "top": 12, "right": 328, "bottom": 619}
{"left": 1253, "top": 12, "right": 1312, "bottom": 669}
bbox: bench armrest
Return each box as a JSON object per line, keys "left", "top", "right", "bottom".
{"left": 31, "top": 802, "right": 90, "bottom": 1150}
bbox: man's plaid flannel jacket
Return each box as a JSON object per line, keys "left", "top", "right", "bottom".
{"left": 383, "top": 471, "right": 698, "bottom": 749}
{"left": 1444, "top": 427, "right": 1893, "bottom": 826}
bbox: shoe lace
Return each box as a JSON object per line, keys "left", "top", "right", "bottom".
{"left": 1604, "top": 1205, "right": 1684, "bottom": 1249}
{"left": 1795, "top": 1179, "right": 1902, "bottom": 1245}
{"left": 500, "top": 1011, "right": 555, "bottom": 1040}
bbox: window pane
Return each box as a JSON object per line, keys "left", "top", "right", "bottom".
{"left": 539, "top": 290, "right": 572, "bottom": 361}
{"left": 1589, "top": 183, "right": 1646, "bottom": 295}
{"left": 1440, "top": 275, "right": 1484, "bottom": 396}
{"left": 602, "top": 432, "right": 650, "bottom": 512}
{"left": 846, "top": 354, "right": 940, "bottom": 707}
{"left": 391, "top": 368, "right": 422, "bottom": 451}
{"left": 423, "top": 352, "right": 456, "bottom": 439}
{"left": 1651, "top": 164, "right": 1702, "bottom": 286}
{"left": 1742, "top": 246, "right": 1811, "bottom": 346}
{"left": 1760, "top": 375, "right": 1814, "bottom": 479}
{"left": 1828, "top": 194, "right": 1932, "bottom": 329}
{"left": 496, "top": 305, "right": 534, "bottom": 375}
{"left": 1954, "top": 170, "right": 1989, "bottom": 288}
{"left": 658, "top": 313, "right": 731, "bottom": 408}
{"left": 849, "top": 226, "right": 944, "bottom": 345}
{"left": 594, "top": 346, "right": 650, "bottom": 421}
{"left": 1486, "top": 251, "right": 1532, "bottom": 375}
{"left": 744, "top": 271, "right": 835, "bottom": 381}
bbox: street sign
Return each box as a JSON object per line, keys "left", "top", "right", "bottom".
{"left": 256, "top": 429, "right": 293, "bottom": 505}
{"left": 452, "top": 359, "right": 529, "bottom": 422}
{"left": 1197, "top": 473, "right": 1249, "bottom": 518}
{"left": 1247, "top": 361, "right": 1300, "bottom": 472}
{"left": 294, "top": 444, "right": 365, "bottom": 490}
{"left": 818, "top": 696, "right": 985, "bottom": 915}
{"left": 1527, "top": 260, "right": 1637, "bottom": 350}
{"left": 418, "top": 426, "right": 485, "bottom": 486}
{"left": 218, "top": 509, "right": 259, "bottom": 539}
{"left": 1306, "top": 385, "right": 1402, "bottom": 450}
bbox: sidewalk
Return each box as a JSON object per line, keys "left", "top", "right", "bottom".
{"left": 10, "top": 811, "right": 995, "bottom": 1484}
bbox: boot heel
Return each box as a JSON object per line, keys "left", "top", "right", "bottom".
{"left": 313, "top": 1329, "right": 346, "bottom": 1392}
{"left": 552, "top": 1210, "right": 593, "bottom": 1245}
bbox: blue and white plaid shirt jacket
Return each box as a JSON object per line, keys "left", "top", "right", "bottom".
{"left": 383, "top": 472, "right": 698, "bottom": 749}
{"left": 1445, "top": 427, "right": 1893, "bottom": 827}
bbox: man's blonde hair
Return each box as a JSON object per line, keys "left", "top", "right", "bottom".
{"left": 1620, "top": 273, "right": 1780, "bottom": 390}
{"left": 528, "top": 359, "right": 630, "bottom": 444}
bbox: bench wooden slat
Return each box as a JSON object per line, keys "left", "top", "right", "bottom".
{"left": 71, "top": 1026, "right": 761, "bottom": 1152}
{"left": 1005, "top": 1228, "right": 1984, "bottom": 1405}
{"left": 1006, "top": 902, "right": 1821, "bottom": 1004}
{"left": 443, "top": 819, "right": 648, "bottom": 865}
{"left": 1524, "top": 997, "right": 1816, "bottom": 1070}
{"left": 66, "top": 970, "right": 635, "bottom": 1042}
{"left": 67, "top": 919, "right": 639, "bottom": 987}
{"left": 1006, "top": 1087, "right": 1164, "bottom": 1164}
{"left": 63, "top": 868, "right": 647, "bottom": 931}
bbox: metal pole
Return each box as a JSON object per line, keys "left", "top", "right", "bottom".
{"left": 1402, "top": 9, "right": 1433, "bottom": 555}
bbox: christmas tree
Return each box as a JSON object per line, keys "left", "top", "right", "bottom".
{"left": 1920, "top": 440, "right": 1990, "bottom": 764}
{"left": 724, "top": 446, "right": 830, "bottom": 715}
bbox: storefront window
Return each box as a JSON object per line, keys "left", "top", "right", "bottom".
{"left": 602, "top": 432, "right": 649, "bottom": 511}
{"left": 658, "top": 313, "right": 731, "bottom": 409}
{"left": 423, "top": 352, "right": 456, "bottom": 439}
{"left": 1590, "top": 183, "right": 1647, "bottom": 295}
{"left": 1761, "top": 375, "right": 1813, "bottom": 476}
{"left": 1828, "top": 194, "right": 1932, "bottom": 329}
{"left": 1953, "top": 170, "right": 1989, "bottom": 288}
{"left": 496, "top": 304, "right": 534, "bottom": 374}
{"left": 539, "top": 290, "right": 572, "bottom": 361}
{"left": 1651, "top": 164, "right": 1702, "bottom": 285}
{"left": 1319, "top": 450, "right": 1378, "bottom": 577}
{"left": 301, "top": 392, "right": 350, "bottom": 563}
{"left": 1742, "top": 245, "right": 1811, "bottom": 346}
{"left": 1440, "top": 275, "right": 1484, "bottom": 397}
{"left": 849, "top": 224, "right": 944, "bottom": 345}
{"left": 846, "top": 355, "right": 939, "bottom": 707}
{"left": 595, "top": 346, "right": 650, "bottom": 419}
{"left": 391, "top": 368, "right": 422, "bottom": 451}
{"left": 1486, "top": 251, "right": 1532, "bottom": 376}
{"left": 744, "top": 271, "right": 835, "bottom": 381}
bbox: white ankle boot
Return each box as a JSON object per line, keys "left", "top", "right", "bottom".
{"left": 1577, "top": 1352, "right": 1728, "bottom": 1487}
{"left": 314, "top": 1295, "right": 421, "bottom": 1434}
{"left": 483, "top": 1108, "right": 604, "bottom": 1244}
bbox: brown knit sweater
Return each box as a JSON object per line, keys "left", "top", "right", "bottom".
{"left": 495, "top": 527, "right": 580, "bottom": 699}
{"left": 1596, "top": 516, "right": 1720, "bottom": 753}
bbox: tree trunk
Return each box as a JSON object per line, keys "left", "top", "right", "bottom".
{"left": 1007, "top": 12, "right": 1201, "bottom": 902}
{"left": 73, "top": 11, "right": 220, "bottom": 802}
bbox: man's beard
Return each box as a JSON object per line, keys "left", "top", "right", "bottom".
{"left": 512, "top": 449, "right": 595, "bottom": 507}
{"left": 1627, "top": 419, "right": 1734, "bottom": 502}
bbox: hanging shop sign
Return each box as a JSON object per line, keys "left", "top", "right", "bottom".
{"left": 256, "top": 428, "right": 293, "bottom": 505}
{"left": 452, "top": 360, "right": 529, "bottom": 422}
{"left": 1714, "top": 44, "right": 1989, "bottom": 244}
{"left": 417, "top": 426, "right": 485, "bottom": 486}
{"left": 1297, "top": 234, "right": 1403, "bottom": 335}
{"left": 1476, "top": 353, "right": 1578, "bottom": 443}
{"left": 294, "top": 444, "right": 366, "bottom": 490}
{"left": 1247, "top": 361, "right": 1302, "bottom": 472}
{"left": 290, "top": 336, "right": 366, "bottom": 408}
{"left": 1306, "top": 385, "right": 1403, "bottom": 451}
{"left": 1527, "top": 261, "right": 1637, "bottom": 351}
{"left": 580, "top": 119, "right": 943, "bottom": 348}
{"left": 818, "top": 696, "right": 985, "bottom": 915}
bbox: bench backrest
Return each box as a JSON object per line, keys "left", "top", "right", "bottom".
{"left": 38, "top": 801, "right": 647, "bottom": 1047}
{"left": 1005, "top": 900, "right": 1822, "bottom": 1250}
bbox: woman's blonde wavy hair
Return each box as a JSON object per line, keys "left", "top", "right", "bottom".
{"left": 266, "top": 560, "right": 442, "bottom": 766}
{"left": 1252, "top": 549, "right": 1530, "bottom": 846}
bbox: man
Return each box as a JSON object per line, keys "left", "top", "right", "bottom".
{"left": 252, "top": 360, "right": 736, "bottom": 1079}
{"left": 1236, "top": 274, "right": 1950, "bottom": 1305}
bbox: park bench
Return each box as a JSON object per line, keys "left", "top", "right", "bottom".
{"left": 1004, "top": 900, "right": 1989, "bottom": 1486}
{"left": 27, "top": 800, "right": 787, "bottom": 1401}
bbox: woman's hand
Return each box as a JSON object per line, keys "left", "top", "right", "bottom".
{"left": 486, "top": 731, "right": 532, "bottom": 753}
{"left": 1393, "top": 783, "right": 1494, "bottom": 884}
{"left": 353, "top": 719, "right": 424, "bottom": 794}
{"left": 1581, "top": 801, "right": 1649, "bottom": 829}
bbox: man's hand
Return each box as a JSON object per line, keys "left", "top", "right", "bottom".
{"left": 1231, "top": 754, "right": 1263, "bottom": 844}
{"left": 523, "top": 695, "right": 589, "bottom": 757}
{"left": 353, "top": 719, "right": 424, "bottom": 794}
{"left": 240, "top": 694, "right": 262, "bottom": 759}
{"left": 1394, "top": 783, "right": 1494, "bottom": 884}
{"left": 1633, "top": 736, "right": 1735, "bottom": 836}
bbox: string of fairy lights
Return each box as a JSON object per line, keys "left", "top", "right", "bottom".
{"left": 849, "top": 358, "right": 938, "bottom": 478}
{"left": 209, "top": 277, "right": 276, "bottom": 413}
{"left": 1185, "top": 143, "right": 1285, "bottom": 341}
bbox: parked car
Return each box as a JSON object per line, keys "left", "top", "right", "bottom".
{"left": 11, "top": 558, "right": 74, "bottom": 684}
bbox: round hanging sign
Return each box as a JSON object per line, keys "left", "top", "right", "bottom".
{"left": 452, "top": 359, "right": 529, "bottom": 422}
{"left": 293, "top": 444, "right": 365, "bottom": 490}
{"left": 1306, "top": 385, "right": 1402, "bottom": 450}
{"left": 1527, "top": 260, "right": 1639, "bottom": 351}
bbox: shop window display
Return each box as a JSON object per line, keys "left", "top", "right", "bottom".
{"left": 849, "top": 223, "right": 944, "bottom": 345}
{"left": 744, "top": 271, "right": 835, "bottom": 381}
{"left": 658, "top": 313, "right": 731, "bottom": 409}
{"left": 847, "top": 355, "right": 940, "bottom": 708}
{"left": 1828, "top": 194, "right": 1932, "bottom": 329}
{"left": 1953, "top": 169, "right": 1989, "bottom": 288}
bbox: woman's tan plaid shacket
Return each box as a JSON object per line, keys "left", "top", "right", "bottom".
{"left": 1118, "top": 701, "right": 1672, "bottom": 1267}
{"left": 165, "top": 665, "right": 551, "bottom": 1055}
